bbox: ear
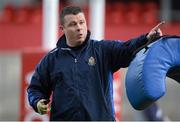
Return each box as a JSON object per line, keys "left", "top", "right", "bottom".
{"left": 60, "top": 25, "right": 64, "bottom": 32}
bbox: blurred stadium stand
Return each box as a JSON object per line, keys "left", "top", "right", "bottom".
{"left": 0, "top": 0, "right": 180, "bottom": 121}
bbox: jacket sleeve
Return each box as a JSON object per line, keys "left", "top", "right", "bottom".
{"left": 27, "top": 54, "right": 52, "bottom": 112}
{"left": 102, "top": 34, "right": 148, "bottom": 72}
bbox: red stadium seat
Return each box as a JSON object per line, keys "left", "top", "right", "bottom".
{"left": 142, "top": 10, "right": 158, "bottom": 25}
{"left": 14, "top": 7, "right": 30, "bottom": 24}
{"left": 126, "top": 2, "right": 142, "bottom": 25}
{"left": 142, "top": 2, "right": 159, "bottom": 24}
{"left": 106, "top": 2, "right": 126, "bottom": 25}
{"left": 0, "top": 5, "right": 15, "bottom": 23}
{"left": 30, "top": 7, "right": 42, "bottom": 24}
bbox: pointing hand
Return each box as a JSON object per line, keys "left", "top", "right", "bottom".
{"left": 147, "top": 21, "right": 165, "bottom": 43}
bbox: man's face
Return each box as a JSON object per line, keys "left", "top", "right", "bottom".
{"left": 61, "top": 13, "right": 87, "bottom": 47}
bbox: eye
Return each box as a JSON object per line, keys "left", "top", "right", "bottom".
{"left": 69, "top": 22, "right": 76, "bottom": 26}
{"left": 79, "top": 21, "right": 85, "bottom": 25}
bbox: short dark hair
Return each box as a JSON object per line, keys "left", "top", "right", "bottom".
{"left": 60, "top": 6, "right": 83, "bottom": 25}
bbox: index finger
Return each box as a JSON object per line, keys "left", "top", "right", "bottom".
{"left": 152, "top": 21, "right": 165, "bottom": 31}
{"left": 39, "top": 99, "right": 47, "bottom": 103}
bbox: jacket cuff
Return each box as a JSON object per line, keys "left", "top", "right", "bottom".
{"left": 132, "top": 34, "right": 149, "bottom": 55}
{"left": 32, "top": 98, "right": 41, "bottom": 113}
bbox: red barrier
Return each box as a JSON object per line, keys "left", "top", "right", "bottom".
{"left": 20, "top": 49, "right": 49, "bottom": 121}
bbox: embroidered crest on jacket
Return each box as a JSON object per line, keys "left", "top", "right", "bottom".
{"left": 88, "top": 56, "right": 96, "bottom": 66}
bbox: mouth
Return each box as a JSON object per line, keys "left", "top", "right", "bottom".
{"left": 78, "top": 34, "right": 83, "bottom": 38}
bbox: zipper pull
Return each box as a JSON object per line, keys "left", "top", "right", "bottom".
{"left": 74, "top": 58, "right": 77, "bottom": 63}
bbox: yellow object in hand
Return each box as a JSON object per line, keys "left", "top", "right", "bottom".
{"left": 37, "top": 99, "right": 50, "bottom": 115}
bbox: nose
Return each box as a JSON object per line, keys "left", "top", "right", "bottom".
{"left": 77, "top": 23, "right": 82, "bottom": 31}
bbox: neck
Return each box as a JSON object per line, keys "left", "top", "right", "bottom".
{"left": 66, "top": 40, "right": 83, "bottom": 47}
{"left": 67, "top": 39, "right": 87, "bottom": 50}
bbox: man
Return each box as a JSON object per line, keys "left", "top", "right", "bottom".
{"left": 27, "top": 6, "right": 164, "bottom": 120}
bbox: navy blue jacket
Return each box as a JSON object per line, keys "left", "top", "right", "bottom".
{"left": 27, "top": 32, "right": 148, "bottom": 120}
